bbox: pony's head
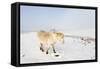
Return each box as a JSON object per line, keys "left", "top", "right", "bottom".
{"left": 54, "top": 32, "right": 64, "bottom": 44}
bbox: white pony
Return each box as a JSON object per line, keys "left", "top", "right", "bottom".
{"left": 37, "top": 31, "right": 64, "bottom": 56}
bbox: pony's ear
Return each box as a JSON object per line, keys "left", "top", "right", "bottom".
{"left": 40, "top": 30, "right": 45, "bottom": 32}
{"left": 53, "top": 31, "right": 56, "bottom": 33}
{"left": 53, "top": 31, "right": 56, "bottom": 34}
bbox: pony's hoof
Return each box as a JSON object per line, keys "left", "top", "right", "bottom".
{"left": 55, "top": 54, "right": 59, "bottom": 57}
{"left": 51, "top": 53, "right": 61, "bottom": 58}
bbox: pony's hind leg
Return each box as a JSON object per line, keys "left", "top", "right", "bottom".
{"left": 40, "top": 43, "right": 44, "bottom": 52}
{"left": 46, "top": 47, "right": 50, "bottom": 54}
{"left": 46, "top": 50, "right": 48, "bottom": 54}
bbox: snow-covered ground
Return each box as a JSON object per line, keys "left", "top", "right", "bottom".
{"left": 20, "top": 32, "right": 95, "bottom": 64}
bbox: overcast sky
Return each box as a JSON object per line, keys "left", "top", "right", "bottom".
{"left": 20, "top": 5, "right": 95, "bottom": 33}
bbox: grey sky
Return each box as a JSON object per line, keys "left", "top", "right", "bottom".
{"left": 20, "top": 5, "right": 95, "bottom": 33}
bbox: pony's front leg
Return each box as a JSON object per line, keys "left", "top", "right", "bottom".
{"left": 51, "top": 44, "right": 56, "bottom": 53}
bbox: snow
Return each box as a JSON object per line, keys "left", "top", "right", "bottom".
{"left": 20, "top": 32, "right": 95, "bottom": 64}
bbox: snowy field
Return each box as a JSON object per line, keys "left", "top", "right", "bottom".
{"left": 20, "top": 32, "right": 95, "bottom": 64}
